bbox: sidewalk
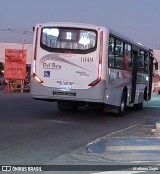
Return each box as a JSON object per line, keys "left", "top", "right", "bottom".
{"left": 86, "top": 119, "right": 160, "bottom": 162}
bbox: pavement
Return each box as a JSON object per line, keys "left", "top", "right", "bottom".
{"left": 86, "top": 118, "right": 160, "bottom": 162}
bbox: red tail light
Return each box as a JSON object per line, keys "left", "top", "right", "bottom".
{"left": 33, "top": 26, "right": 39, "bottom": 74}
{"left": 32, "top": 26, "right": 43, "bottom": 83}
{"left": 89, "top": 29, "right": 103, "bottom": 86}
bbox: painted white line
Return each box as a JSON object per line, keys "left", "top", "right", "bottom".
{"left": 132, "top": 161, "right": 160, "bottom": 163}
{"left": 97, "top": 124, "right": 138, "bottom": 140}
{"left": 145, "top": 105, "right": 160, "bottom": 108}
{"left": 107, "top": 145, "right": 160, "bottom": 151}
{"left": 87, "top": 124, "right": 138, "bottom": 146}
{"left": 92, "top": 171, "right": 145, "bottom": 174}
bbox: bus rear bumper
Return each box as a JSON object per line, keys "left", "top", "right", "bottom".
{"left": 30, "top": 78, "right": 105, "bottom": 103}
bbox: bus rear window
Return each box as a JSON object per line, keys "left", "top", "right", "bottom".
{"left": 40, "top": 27, "right": 97, "bottom": 53}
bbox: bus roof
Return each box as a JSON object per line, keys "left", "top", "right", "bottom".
{"left": 110, "top": 28, "right": 151, "bottom": 51}
{"left": 35, "top": 22, "right": 151, "bottom": 51}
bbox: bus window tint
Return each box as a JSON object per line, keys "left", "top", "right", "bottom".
{"left": 144, "top": 52, "right": 150, "bottom": 73}
{"left": 124, "top": 44, "right": 132, "bottom": 70}
{"left": 115, "top": 40, "right": 123, "bottom": 69}
{"left": 109, "top": 37, "right": 114, "bottom": 53}
{"left": 108, "top": 37, "right": 115, "bottom": 67}
{"left": 138, "top": 51, "right": 145, "bottom": 71}
{"left": 41, "top": 27, "right": 97, "bottom": 52}
{"left": 108, "top": 36, "right": 132, "bottom": 71}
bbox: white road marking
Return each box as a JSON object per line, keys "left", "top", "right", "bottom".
{"left": 145, "top": 105, "right": 160, "bottom": 108}
{"left": 92, "top": 171, "right": 146, "bottom": 174}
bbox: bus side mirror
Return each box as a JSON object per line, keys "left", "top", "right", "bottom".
{"left": 33, "top": 27, "right": 35, "bottom": 32}
{"left": 155, "top": 62, "right": 158, "bottom": 70}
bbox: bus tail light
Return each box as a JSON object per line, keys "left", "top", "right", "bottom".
{"left": 98, "top": 63, "right": 102, "bottom": 78}
{"left": 88, "top": 63, "right": 102, "bottom": 86}
{"left": 32, "top": 26, "right": 39, "bottom": 75}
{"left": 89, "top": 29, "right": 103, "bottom": 86}
{"left": 32, "top": 26, "right": 43, "bottom": 84}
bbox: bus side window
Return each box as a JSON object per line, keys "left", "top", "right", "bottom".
{"left": 124, "top": 43, "right": 132, "bottom": 70}
{"left": 108, "top": 36, "right": 114, "bottom": 54}
{"left": 108, "top": 36, "right": 115, "bottom": 67}
{"left": 115, "top": 39, "right": 123, "bottom": 69}
{"left": 144, "top": 52, "right": 150, "bottom": 73}
{"left": 138, "top": 51, "right": 144, "bottom": 72}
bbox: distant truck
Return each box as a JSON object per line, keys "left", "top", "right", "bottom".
{"left": 153, "top": 50, "right": 160, "bottom": 94}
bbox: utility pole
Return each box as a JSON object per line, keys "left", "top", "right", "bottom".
{"left": 21, "top": 30, "right": 29, "bottom": 93}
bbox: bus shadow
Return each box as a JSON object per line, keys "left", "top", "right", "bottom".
{"left": 45, "top": 105, "right": 140, "bottom": 122}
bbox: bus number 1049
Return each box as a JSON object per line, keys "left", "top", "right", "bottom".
{"left": 81, "top": 57, "right": 93, "bottom": 63}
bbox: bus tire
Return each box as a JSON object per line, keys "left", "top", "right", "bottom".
{"left": 117, "top": 90, "right": 127, "bottom": 116}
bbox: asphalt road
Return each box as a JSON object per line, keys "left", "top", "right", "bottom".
{"left": 0, "top": 91, "right": 160, "bottom": 173}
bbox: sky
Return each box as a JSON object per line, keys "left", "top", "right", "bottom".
{"left": 0, "top": 0, "right": 160, "bottom": 49}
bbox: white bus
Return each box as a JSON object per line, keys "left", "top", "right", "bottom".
{"left": 31, "top": 22, "right": 158, "bottom": 116}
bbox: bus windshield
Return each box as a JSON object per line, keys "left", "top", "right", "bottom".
{"left": 40, "top": 27, "right": 97, "bottom": 53}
